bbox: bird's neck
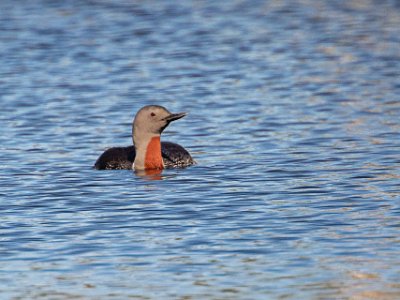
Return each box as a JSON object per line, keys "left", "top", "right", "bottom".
{"left": 133, "top": 134, "right": 164, "bottom": 170}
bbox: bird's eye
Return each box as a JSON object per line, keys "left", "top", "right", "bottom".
{"left": 150, "top": 112, "right": 156, "bottom": 117}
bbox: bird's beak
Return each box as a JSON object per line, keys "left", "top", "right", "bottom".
{"left": 164, "top": 112, "right": 187, "bottom": 122}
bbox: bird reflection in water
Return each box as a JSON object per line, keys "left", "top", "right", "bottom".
{"left": 135, "top": 168, "right": 164, "bottom": 181}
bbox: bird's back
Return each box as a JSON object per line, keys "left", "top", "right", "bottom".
{"left": 161, "top": 142, "right": 195, "bottom": 168}
{"left": 94, "top": 146, "right": 135, "bottom": 170}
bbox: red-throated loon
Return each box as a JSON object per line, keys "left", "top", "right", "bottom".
{"left": 94, "top": 105, "right": 195, "bottom": 170}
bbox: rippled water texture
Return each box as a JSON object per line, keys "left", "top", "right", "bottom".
{"left": 1, "top": 1, "right": 400, "bottom": 299}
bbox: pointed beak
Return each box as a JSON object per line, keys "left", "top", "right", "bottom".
{"left": 164, "top": 112, "right": 187, "bottom": 122}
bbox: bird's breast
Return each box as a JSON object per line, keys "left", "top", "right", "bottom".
{"left": 144, "top": 136, "right": 164, "bottom": 170}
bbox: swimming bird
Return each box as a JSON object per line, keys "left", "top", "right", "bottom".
{"left": 94, "top": 105, "right": 195, "bottom": 170}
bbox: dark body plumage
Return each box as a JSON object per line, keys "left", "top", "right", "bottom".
{"left": 94, "top": 142, "right": 195, "bottom": 170}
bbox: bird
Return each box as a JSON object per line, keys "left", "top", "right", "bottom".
{"left": 94, "top": 105, "right": 195, "bottom": 170}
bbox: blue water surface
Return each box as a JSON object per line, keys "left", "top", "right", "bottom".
{"left": 1, "top": 1, "right": 400, "bottom": 299}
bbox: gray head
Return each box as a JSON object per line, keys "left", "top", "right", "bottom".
{"left": 132, "top": 105, "right": 186, "bottom": 137}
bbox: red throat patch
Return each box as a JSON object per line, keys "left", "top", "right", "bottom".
{"left": 144, "top": 136, "right": 164, "bottom": 170}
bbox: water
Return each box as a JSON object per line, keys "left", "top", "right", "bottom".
{"left": 1, "top": 0, "right": 400, "bottom": 299}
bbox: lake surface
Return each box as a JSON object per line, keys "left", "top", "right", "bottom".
{"left": 1, "top": 0, "right": 400, "bottom": 299}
